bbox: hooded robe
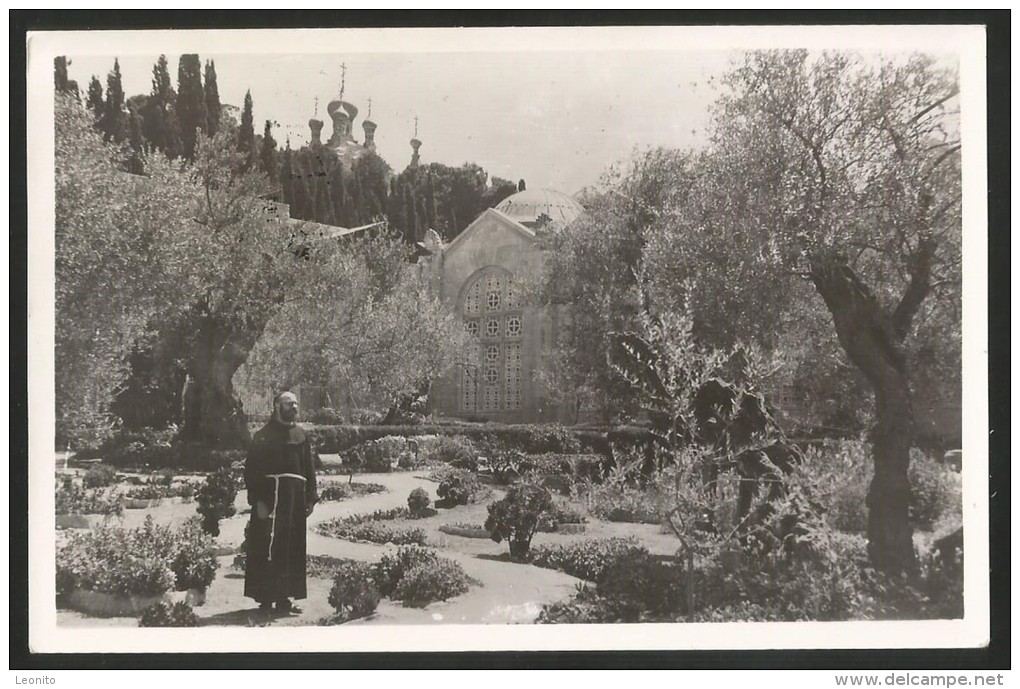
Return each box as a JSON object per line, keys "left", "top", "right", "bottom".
{"left": 243, "top": 419, "right": 318, "bottom": 603}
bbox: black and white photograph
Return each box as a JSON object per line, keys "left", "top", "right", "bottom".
{"left": 23, "top": 22, "right": 992, "bottom": 656}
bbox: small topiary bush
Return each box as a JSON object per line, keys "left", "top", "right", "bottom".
{"left": 407, "top": 487, "right": 431, "bottom": 517}
{"left": 485, "top": 484, "right": 554, "bottom": 561}
{"left": 392, "top": 557, "right": 471, "bottom": 607}
{"left": 138, "top": 601, "right": 200, "bottom": 627}
{"left": 195, "top": 466, "right": 238, "bottom": 537}
{"left": 82, "top": 464, "right": 118, "bottom": 489}
{"left": 328, "top": 560, "right": 381, "bottom": 621}
{"left": 425, "top": 435, "right": 477, "bottom": 470}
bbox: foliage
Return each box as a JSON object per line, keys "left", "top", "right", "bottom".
{"left": 240, "top": 232, "right": 464, "bottom": 418}
{"left": 327, "top": 560, "right": 381, "bottom": 621}
{"left": 529, "top": 537, "right": 645, "bottom": 581}
{"left": 195, "top": 466, "right": 238, "bottom": 536}
{"left": 316, "top": 508, "right": 427, "bottom": 545}
{"left": 434, "top": 468, "right": 487, "bottom": 507}
{"left": 424, "top": 435, "right": 477, "bottom": 469}
{"left": 536, "top": 502, "right": 588, "bottom": 531}
{"left": 301, "top": 423, "right": 627, "bottom": 456}
{"left": 392, "top": 557, "right": 471, "bottom": 607}
{"left": 54, "top": 478, "right": 123, "bottom": 516}
{"left": 317, "top": 481, "right": 387, "bottom": 502}
{"left": 82, "top": 464, "right": 118, "bottom": 489}
{"left": 908, "top": 448, "right": 958, "bottom": 530}
{"left": 484, "top": 484, "right": 554, "bottom": 560}
{"left": 407, "top": 488, "right": 432, "bottom": 517}
{"left": 124, "top": 481, "right": 196, "bottom": 501}
{"left": 54, "top": 93, "right": 205, "bottom": 439}
{"left": 596, "top": 551, "right": 686, "bottom": 621}
{"left": 138, "top": 601, "right": 200, "bottom": 627}
{"left": 372, "top": 545, "right": 440, "bottom": 597}
{"left": 57, "top": 516, "right": 219, "bottom": 597}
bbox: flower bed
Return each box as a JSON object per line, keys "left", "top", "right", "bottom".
{"left": 315, "top": 507, "right": 427, "bottom": 545}
{"left": 528, "top": 537, "right": 647, "bottom": 581}
{"left": 57, "top": 517, "right": 219, "bottom": 615}
{"left": 438, "top": 523, "right": 491, "bottom": 539}
{"left": 55, "top": 479, "right": 123, "bottom": 518}
{"left": 317, "top": 481, "right": 387, "bottom": 502}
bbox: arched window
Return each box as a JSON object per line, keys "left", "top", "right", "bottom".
{"left": 460, "top": 268, "right": 522, "bottom": 412}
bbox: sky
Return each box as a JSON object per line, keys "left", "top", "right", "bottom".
{"left": 65, "top": 49, "right": 734, "bottom": 194}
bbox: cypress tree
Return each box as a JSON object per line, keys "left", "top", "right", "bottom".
{"left": 425, "top": 171, "right": 438, "bottom": 231}
{"left": 142, "top": 55, "right": 175, "bottom": 154}
{"left": 404, "top": 185, "right": 419, "bottom": 243}
{"left": 99, "top": 59, "right": 127, "bottom": 143}
{"left": 86, "top": 76, "right": 104, "bottom": 121}
{"left": 260, "top": 120, "right": 278, "bottom": 183}
{"left": 314, "top": 172, "right": 335, "bottom": 226}
{"left": 53, "top": 56, "right": 79, "bottom": 98}
{"left": 238, "top": 90, "right": 256, "bottom": 169}
{"left": 280, "top": 141, "right": 294, "bottom": 209}
{"left": 176, "top": 54, "right": 207, "bottom": 160}
{"left": 126, "top": 105, "right": 146, "bottom": 174}
{"left": 327, "top": 162, "right": 345, "bottom": 226}
{"left": 203, "top": 59, "right": 221, "bottom": 136}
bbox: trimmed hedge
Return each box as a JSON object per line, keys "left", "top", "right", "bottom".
{"left": 304, "top": 423, "right": 653, "bottom": 456}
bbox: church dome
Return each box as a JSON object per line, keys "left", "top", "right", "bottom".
{"left": 494, "top": 188, "right": 583, "bottom": 229}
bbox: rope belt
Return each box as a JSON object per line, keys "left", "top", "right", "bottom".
{"left": 266, "top": 473, "right": 306, "bottom": 562}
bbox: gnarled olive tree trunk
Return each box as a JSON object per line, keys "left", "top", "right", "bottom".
{"left": 810, "top": 252, "right": 925, "bottom": 574}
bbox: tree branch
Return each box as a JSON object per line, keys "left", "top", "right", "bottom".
{"left": 892, "top": 238, "right": 935, "bottom": 340}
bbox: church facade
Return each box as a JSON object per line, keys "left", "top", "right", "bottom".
{"left": 417, "top": 188, "right": 584, "bottom": 424}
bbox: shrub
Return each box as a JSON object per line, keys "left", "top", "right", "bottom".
{"left": 125, "top": 481, "right": 196, "bottom": 501}
{"left": 485, "top": 484, "right": 554, "bottom": 561}
{"left": 425, "top": 435, "right": 476, "bottom": 470}
{"left": 56, "top": 516, "right": 219, "bottom": 597}
{"left": 138, "top": 601, "right": 200, "bottom": 627}
{"left": 407, "top": 488, "right": 431, "bottom": 517}
{"left": 327, "top": 561, "right": 381, "bottom": 621}
{"left": 55, "top": 479, "right": 123, "bottom": 516}
{"left": 435, "top": 468, "right": 487, "bottom": 507}
{"left": 98, "top": 428, "right": 244, "bottom": 472}
{"left": 529, "top": 538, "right": 643, "bottom": 581}
{"left": 392, "top": 558, "right": 471, "bottom": 607}
{"left": 195, "top": 466, "right": 238, "bottom": 536}
{"left": 306, "top": 408, "right": 345, "bottom": 425}
{"left": 372, "top": 545, "right": 440, "bottom": 597}
{"left": 909, "top": 449, "right": 957, "bottom": 530}
{"left": 82, "top": 464, "right": 118, "bottom": 489}
{"left": 587, "top": 485, "right": 674, "bottom": 524}
{"left": 595, "top": 551, "right": 685, "bottom": 621}
{"left": 537, "top": 502, "right": 588, "bottom": 531}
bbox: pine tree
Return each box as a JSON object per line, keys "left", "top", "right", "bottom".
{"left": 176, "top": 54, "right": 207, "bottom": 160}
{"left": 86, "top": 76, "right": 104, "bottom": 121}
{"left": 203, "top": 60, "right": 221, "bottom": 136}
{"left": 237, "top": 90, "right": 256, "bottom": 170}
{"left": 260, "top": 120, "right": 278, "bottom": 183}
{"left": 99, "top": 59, "right": 127, "bottom": 143}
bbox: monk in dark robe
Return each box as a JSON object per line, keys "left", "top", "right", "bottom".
{"left": 244, "top": 391, "right": 318, "bottom": 614}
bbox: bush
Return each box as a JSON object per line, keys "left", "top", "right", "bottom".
{"left": 909, "top": 449, "right": 957, "bottom": 530}
{"left": 485, "top": 484, "right": 554, "bottom": 561}
{"left": 392, "top": 558, "right": 471, "bottom": 607}
{"left": 424, "top": 435, "right": 476, "bottom": 469}
{"left": 327, "top": 561, "right": 381, "bottom": 621}
{"left": 372, "top": 545, "right": 441, "bottom": 597}
{"left": 435, "top": 468, "right": 487, "bottom": 507}
{"left": 195, "top": 466, "right": 238, "bottom": 537}
{"left": 407, "top": 488, "right": 431, "bottom": 517}
{"left": 306, "top": 408, "right": 345, "bottom": 425}
{"left": 529, "top": 538, "right": 645, "bottom": 581}
{"left": 125, "top": 481, "right": 196, "bottom": 501}
{"left": 537, "top": 502, "right": 588, "bottom": 532}
{"left": 56, "top": 516, "right": 219, "bottom": 597}
{"left": 138, "top": 601, "right": 200, "bottom": 627}
{"left": 82, "top": 464, "right": 118, "bottom": 489}
{"left": 595, "top": 550, "right": 685, "bottom": 621}
{"left": 587, "top": 486, "right": 675, "bottom": 524}
{"left": 97, "top": 428, "right": 244, "bottom": 472}
{"left": 55, "top": 478, "right": 123, "bottom": 516}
